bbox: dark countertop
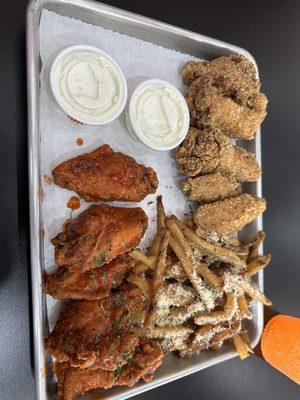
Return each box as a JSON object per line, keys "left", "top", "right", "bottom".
{"left": 0, "top": 0, "right": 299, "bottom": 399}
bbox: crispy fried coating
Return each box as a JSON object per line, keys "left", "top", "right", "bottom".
{"left": 52, "top": 144, "right": 158, "bottom": 202}
{"left": 182, "top": 55, "right": 267, "bottom": 140}
{"left": 55, "top": 340, "right": 163, "bottom": 400}
{"left": 194, "top": 193, "right": 266, "bottom": 237}
{"left": 45, "top": 285, "right": 143, "bottom": 368}
{"left": 43, "top": 255, "right": 134, "bottom": 300}
{"left": 182, "top": 55, "right": 260, "bottom": 100}
{"left": 175, "top": 127, "right": 261, "bottom": 181}
{"left": 52, "top": 204, "right": 148, "bottom": 273}
{"left": 182, "top": 172, "right": 242, "bottom": 202}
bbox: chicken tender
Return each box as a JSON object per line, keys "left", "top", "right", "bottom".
{"left": 52, "top": 144, "right": 158, "bottom": 202}
{"left": 182, "top": 55, "right": 267, "bottom": 140}
{"left": 176, "top": 127, "right": 261, "bottom": 181}
{"left": 194, "top": 193, "right": 266, "bottom": 237}
{"left": 182, "top": 172, "right": 242, "bottom": 202}
{"left": 186, "top": 77, "right": 267, "bottom": 140}
{"left": 43, "top": 255, "right": 134, "bottom": 300}
{"left": 182, "top": 55, "right": 260, "bottom": 101}
{"left": 52, "top": 204, "right": 148, "bottom": 273}
{"left": 45, "top": 285, "right": 143, "bottom": 368}
{"left": 55, "top": 340, "right": 163, "bottom": 400}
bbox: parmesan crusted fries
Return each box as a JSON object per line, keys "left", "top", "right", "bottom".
{"left": 129, "top": 196, "right": 271, "bottom": 359}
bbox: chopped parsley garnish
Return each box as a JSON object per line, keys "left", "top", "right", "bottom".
{"left": 95, "top": 332, "right": 101, "bottom": 340}
{"left": 101, "top": 270, "right": 107, "bottom": 280}
{"left": 113, "top": 363, "right": 124, "bottom": 377}
{"left": 60, "top": 242, "right": 71, "bottom": 248}
{"left": 114, "top": 294, "right": 125, "bottom": 307}
{"left": 94, "top": 252, "right": 108, "bottom": 266}
{"left": 123, "top": 352, "right": 132, "bottom": 364}
{"left": 113, "top": 316, "right": 120, "bottom": 330}
{"left": 82, "top": 233, "right": 90, "bottom": 240}
{"left": 147, "top": 201, "right": 154, "bottom": 205}
{"left": 64, "top": 343, "right": 75, "bottom": 351}
{"left": 89, "top": 271, "right": 96, "bottom": 280}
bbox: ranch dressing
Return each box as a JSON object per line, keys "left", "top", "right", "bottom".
{"left": 50, "top": 45, "right": 127, "bottom": 125}
{"left": 126, "top": 79, "right": 189, "bottom": 151}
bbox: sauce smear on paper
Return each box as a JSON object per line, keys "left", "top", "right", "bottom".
{"left": 76, "top": 138, "right": 83, "bottom": 146}
{"left": 66, "top": 196, "right": 81, "bottom": 210}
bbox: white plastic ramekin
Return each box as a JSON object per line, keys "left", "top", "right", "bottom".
{"left": 125, "top": 79, "right": 190, "bottom": 151}
{"left": 50, "top": 45, "right": 127, "bottom": 125}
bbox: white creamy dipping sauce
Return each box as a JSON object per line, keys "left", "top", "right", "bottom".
{"left": 50, "top": 45, "right": 127, "bottom": 125}
{"left": 126, "top": 79, "right": 189, "bottom": 151}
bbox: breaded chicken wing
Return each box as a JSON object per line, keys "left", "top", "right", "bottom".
{"left": 52, "top": 144, "right": 158, "bottom": 202}
{"left": 182, "top": 55, "right": 261, "bottom": 101}
{"left": 194, "top": 193, "right": 266, "bottom": 237}
{"left": 176, "top": 127, "right": 261, "bottom": 181}
{"left": 45, "top": 285, "right": 144, "bottom": 368}
{"left": 52, "top": 204, "right": 148, "bottom": 273}
{"left": 43, "top": 255, "right": 134, "bottom": 300}
{"left": 56, "top": 340, "right": 163, "bottom": 400}
{"left": 182, "top": 172, "right": 242, "bottom": 202}
{"left": 182, "top": 55, "right": 267, "bottom": 140}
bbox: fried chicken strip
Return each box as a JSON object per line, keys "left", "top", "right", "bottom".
{"left": 52, "top": 144, "right": 158, "bottom": 202}
{"left": 182, "top": 172, "right": 242, "bottom": 202}
{"left": 194, "top": 193, "right": 266, "bottom": 237}
{"left": 182, "top": 55, "right": 261, "bottom": 100}
{"left": 186, "top": 77, "right": 267, "bottom": 140}
{"left": 52, "top": 204, "right": 148, "bottom": 273}
{"left": 43, "top": 255, "right": 134, "bottom": 300}
{"left": 55, "top": 340, "right": 163, "bottom": 400}
{"left": 182, "top": 55, "right": 267, "bottom": 140}
{"left": 175, "top": 127, "right": 261, "bottom": 181}
{"left": 45, "top": 285, "right": 143, "bottom": 368}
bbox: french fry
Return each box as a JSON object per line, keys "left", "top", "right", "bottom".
{"left": 237, "top": 295, "right": 252, "bottom": 318}
{"left": 133, "top": 262, "right": 150, "bottom": 274}
{"left": 145, "top": 229, "right": 170, "bottom": 329}
{"left": 174, "top": 217, "right": 246, "bottom": 269}
{"left": 233, "top": 333, "right": 252, "bottom": 360}
{"left": 165, "top": 262, "right": 187, "bottom": 282}
{"left": 129, "top": 249, "right": 155, "bottom": 266}
{"left": 209, "top": 321, "right": 241, "bottom": 350}
{"left": 132, "top": 326, "right": 193, "bottom": 339}
{"left": 245, "top": 254, "right": 271, "bottom": 277}
{"left": 147, "top": 196, "right": 166, "bottom": 257}
{"left": 158, "top": 283, "right": 196, "bottom": 308}
{"left": 239, "top": 279, "right": 272, "bottom": 306}
{"left": 247, "top": 231, "right": 265, "bottom": 262}
{"left": 194, "top": 293, "right": 237, "bottom": 325}
{"left": 169, "top": 235, "right": 216, "bottom": 310}
{"left": 196, "top": 263, "right": 223, "bottom": 289}
{"left": 127, "top": 273, "right": 152, "bottom": 304}
{"left": 157, "top": 195, "right": 166, "bottom": 231}
{"left": 161, "top": 336, "right": 188, "bottom": 352}
{"left": 167, "top": 216, "right": 222, "bottom": 289}
{"left": 191, "top": 323, "right": 225, "bottom": 349}
{"left": 156, "top": 300, "right": 206, "bottom": 327}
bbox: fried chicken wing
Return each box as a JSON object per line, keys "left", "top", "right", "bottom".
{"left": 52, "top": 204, "right": 148, "bottom": 273}
{"left": 43, "top": 255, "right": 134, "bottom": 300}
{"left": 52, "top": 144, "right": 158, "bottom": 202}
{"left": 182, "top": 55, "right": 267, "bottom": 140}
{"left": 182, "top": 55, "right": 260, "bottom": 100}
{"left": 194, "top": 194, "right": 266, "bottom": 237}
{"left": 56, "top": 340, "right": 163, "bottom": 400}
{"left": 45, "top": 285, "right": 144, "bottom": 368}
{"left": 176, "top": 127, "right": 261, "bottom": 181}
{"left": 182, "top": 172, "right": 242, "bottom": 202}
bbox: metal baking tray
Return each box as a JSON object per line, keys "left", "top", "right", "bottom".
{"left": 26, "top": 1, "right": 264, "bottom": 399}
